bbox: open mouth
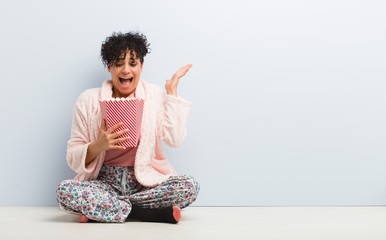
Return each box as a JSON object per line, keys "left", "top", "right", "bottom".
{"left": 119, "top": 77, "right": 133, "bottom": 84}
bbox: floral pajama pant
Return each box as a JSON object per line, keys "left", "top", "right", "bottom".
{"left": 56, "top": 165, "right": 200, "bottom": 223}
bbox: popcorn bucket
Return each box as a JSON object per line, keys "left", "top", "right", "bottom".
{"left": 99, "top": 98, "right": 144, "bottom": 147}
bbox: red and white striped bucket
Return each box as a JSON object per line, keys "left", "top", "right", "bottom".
{"left": 99, "top": 98, "right": 144, "bottom": 147}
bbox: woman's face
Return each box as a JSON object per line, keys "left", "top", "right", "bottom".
{"left": 108, "top": 50, "right": 142, "bottom": 98}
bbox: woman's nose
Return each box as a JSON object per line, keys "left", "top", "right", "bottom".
{"left": 122, "top": 63, "right": 130, "bottom": 73}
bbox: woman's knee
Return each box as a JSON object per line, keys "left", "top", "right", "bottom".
{"left": 184, "top": 175, "right": 200, "bottom": 198}
{"left": 56, "top": 179, "right": 81, "bottom": 204}
{"left": 174, "top": 175, "right": 200, "bottom": 208}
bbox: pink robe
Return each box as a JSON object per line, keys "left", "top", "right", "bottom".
{"left": 66, "top": 79, "right": 191, "bottom": 187}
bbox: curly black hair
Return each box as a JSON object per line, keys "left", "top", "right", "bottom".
{"left": 101, "top": 31, "right": 151, "bottom": 67}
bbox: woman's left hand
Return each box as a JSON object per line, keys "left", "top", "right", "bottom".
{"left": 165, "top": 64, "right": 192, "bottom": 96}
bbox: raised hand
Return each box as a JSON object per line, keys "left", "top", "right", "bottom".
{"left": 165, "top": 64, "right": 192, "bottom": 96}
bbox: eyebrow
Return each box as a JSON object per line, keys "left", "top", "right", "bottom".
{"left": 129, "top": 57, "right": 139, "bottom": 62}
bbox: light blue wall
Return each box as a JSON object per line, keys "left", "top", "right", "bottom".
{"left": 1, "top": 0, "right": 385, "bottom": 206}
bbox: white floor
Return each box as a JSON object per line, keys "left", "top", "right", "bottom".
{"left": 1, "top": 206, "right": 386, "bottom": 240}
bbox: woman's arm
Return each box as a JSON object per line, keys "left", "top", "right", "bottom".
{"left": 66, "top": 93, "right": 129, "bottom": 173}
{"left": 158, "top": 64, "right": 193, "bottom": 147}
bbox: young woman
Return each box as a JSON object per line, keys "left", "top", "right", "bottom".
{"left": 56, "top": 32, "right": 199, "bottom": 224}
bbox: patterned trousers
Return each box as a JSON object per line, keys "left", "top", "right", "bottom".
{"left": 56, "top": 165, "right": 200, "bottom": 223}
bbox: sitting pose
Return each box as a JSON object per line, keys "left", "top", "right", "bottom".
{"left": 56, "top": 31, "right": 199, "bottom": 223}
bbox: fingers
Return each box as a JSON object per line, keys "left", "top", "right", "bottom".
{"left": 180, "top": 64, "right": 192, "bottom": 76}
{"left": 109, "top": 136, "right": 130, "bottom": 149}
{"left": 111, "top": 128, "right": 130, "bottom": 140}
{"left": 106, "top": 122, "right": 125, "bottom": 134}
{"left": 100, "top": 121, "right": 131, "bottom": 149}
{"left": 173, "top": 64, "right": 192, "bottom": 79}
{"left": 107, "top": 123, "right": 130, "bottom": 142}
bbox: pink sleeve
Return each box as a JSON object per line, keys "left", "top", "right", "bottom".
{"left": 66, "top": 93, "right": 99, "bottom": 174}
{"left": 158, "top": 94, "right": 192, "bottom": 147}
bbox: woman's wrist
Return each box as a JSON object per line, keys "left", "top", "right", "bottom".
{"left": 166, "top": 91, "right": 177, "bottom": 96}
{"left": 85, "top": 141, "right": 102, "bottom": 165}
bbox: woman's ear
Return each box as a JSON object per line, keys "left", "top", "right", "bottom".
{"left": 107, "top": 65, "right": 111, "bottom": 72}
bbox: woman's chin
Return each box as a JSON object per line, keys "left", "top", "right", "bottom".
{"left": 112, "top": 86, "right": 134, "bottom": 98}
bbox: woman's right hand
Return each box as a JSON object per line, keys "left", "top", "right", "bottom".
{"left": 85, "top": 120, "right": 129, "bottom": 165}
{"left": 95, "top": 120, "right": 130, "bottom": 151}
